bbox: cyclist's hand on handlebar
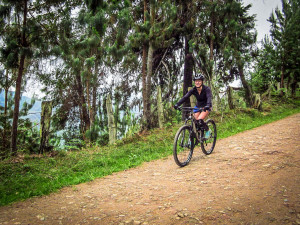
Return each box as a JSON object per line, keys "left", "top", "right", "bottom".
{"left": 204, "top": 106, "right": 210, "bottom": 111}
{"left": 174, "top": 104, "right": 179, "bottom": 110}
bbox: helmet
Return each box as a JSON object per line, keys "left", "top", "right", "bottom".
{"left": 193, "top": 75, "right": 205, "bottom": 81}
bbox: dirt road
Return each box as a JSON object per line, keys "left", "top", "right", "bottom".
{"left": 1, "top": 113, "right": 299, "bottom": 225}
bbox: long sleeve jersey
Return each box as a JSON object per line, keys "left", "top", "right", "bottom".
{"left": 177, "top": 85, "right": 212, "bottom": 108}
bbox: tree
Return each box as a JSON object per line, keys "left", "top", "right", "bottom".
{"left": 0, "top": 0, "right": 30, "bottom": 155}
{"left": 126, "top": 0, "right": 180, "bottom": 129}
{"left": 251, "top": 36, "right": 278, "bottom": 96}
{"left": 268, "top": 0, "right": 300, "bottom": 97}
{"left": 0, "top": 0, "right": 81, "bottom": 155}
{"left": 218, "top": 0, "right": 257, "bottom": 107}
{"left": 179, "top": 0, "right": 195, "bottom": 117}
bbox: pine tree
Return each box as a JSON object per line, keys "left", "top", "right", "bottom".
{"left": 0, "top": 0, "right": 82, "bottom": 154}
{"left": 218, "top": 0, "right": 257, "bottom": 107}
{"left": 268, "top": 0, "right": 300, "bottom": 97}
{"left": 133, "top": 0, "right": 179, "bottom": 129}
{"left": 252, "top": 36, "right": 278, "bottom": 95}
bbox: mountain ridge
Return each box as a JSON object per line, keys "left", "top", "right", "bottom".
{"left": 0, "top": 90, "right": 42, "bottom": 122}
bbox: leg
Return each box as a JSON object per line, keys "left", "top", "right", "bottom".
{"left": 195, "top": 111, "right": 209, "bottom": 120}
{"left": 195, "top": 111, "right": 210, "bottom": 131}
{"left": 193, "top": 111, "right": 200, "bottom": 120}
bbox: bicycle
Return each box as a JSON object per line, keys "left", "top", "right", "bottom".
{"left": 173, "top": 107, "right": 217, "bottom": 167}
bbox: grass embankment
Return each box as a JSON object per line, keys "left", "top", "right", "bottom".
{"left": 0, "top": 98, "right": 299, "bottom": 206}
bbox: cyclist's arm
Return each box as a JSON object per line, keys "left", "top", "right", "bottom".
{"left": 205, "top": 86, "right": 213, "bottom": 108}
{"left": 176, "top": 88, "right": 195, "bottom": 106}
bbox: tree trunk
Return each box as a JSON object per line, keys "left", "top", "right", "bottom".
{"left": 182, "top": 37, "right": 194, "bottom": 120}
{"left": 75, "top": 71, "right": 90, "bottom": 138}
{"left": 238, "top": 64, "right": 254, "bottom": 108}
{"left": 11, "top": 54, "right": 25, "bottom": 155}
{"left": 157, "top": 86, "right": 164, "bottom": 128}
{"left": 142, "top": 44, "right": 148, "bottom": 127}
{"left": 227, "top": 86, "right": 235, "bottom": 110}
{"left": 91, "top": 83, "right": 97, "bottom": 127}
{"left": 284, "top": 79, "right": 289, "bottom": 98}
{"left": 86, "top": 74, "right": 91, "bottom": 130}
{"left": 142, "top": 0, "right": 148, "bottom": 129}
{"left": 261, "top": 84, "right": 272, "bottom": 100}
{"left": 143, "top": 0, "right": 154, "bottom": 130}
{"left": 2, "top": 70, "right": 9, "bottom": 151}
{"left": 90, "top": 61, "right": 99, "bottom": 127}
{"left": 291, "top": 72, "right": 298, "bottom": 98}
{"left": 182, "top": 0, "right": 193, "bottom": 105}
{"left": 4, "top": 70, "right": 8, "bottom": 115}
{"left": 209, "top": 0, "right": 214, "bottom": 69}
{"left": 145, "top": 41, "right": 154, "bottom": 129}
{"left": 39, "top": 101, "right": 53, "bottom": 154}
{"left": 280, "top": 64, "right": 285, "bottom": 97}
{"left": 106, "top": 94, "right": 116, "bottom": 144}
{"left": 11, "top": 0, "right": 28, "bottom": 155}
{"left": 183, "top": 40, "right": 193, "bottom": 101}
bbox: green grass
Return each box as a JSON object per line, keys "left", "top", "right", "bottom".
{"left": 0, "top": 98, "right": 299, "bottom": 206}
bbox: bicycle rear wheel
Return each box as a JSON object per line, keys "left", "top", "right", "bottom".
{"left": 200, "top": 119, "right": 217, "bottom": 155}
{"left": 173, "top": 125, "right": 194, "bottom": 167}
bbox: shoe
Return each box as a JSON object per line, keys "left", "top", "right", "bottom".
{"left": 204, "top": 130, "right": 211, "bottom": 139}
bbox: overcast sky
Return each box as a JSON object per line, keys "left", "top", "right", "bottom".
{"left": 243, "top": 0, "right": 282, "bottom": 43}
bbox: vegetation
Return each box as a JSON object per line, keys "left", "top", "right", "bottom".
{"left": 0, "top": 98, "right": 299, "bottom": 206}
{"left": 0, "top": 0, "right": 299, "bottom": 206}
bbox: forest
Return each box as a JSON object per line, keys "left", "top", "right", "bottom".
{"left": 0, "top": 0, "right": 299, "bottom": 158}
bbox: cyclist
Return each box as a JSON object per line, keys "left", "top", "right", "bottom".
{"left": 174, "top": 74, "right": 212, "bottom": 131}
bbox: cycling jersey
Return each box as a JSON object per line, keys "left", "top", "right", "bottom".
{"left": 176, "top": 85, "right": 212, "bottom": 108}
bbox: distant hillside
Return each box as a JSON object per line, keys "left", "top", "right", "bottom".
{"left": 0, "top": 91, "right": 42, "bottom": 122}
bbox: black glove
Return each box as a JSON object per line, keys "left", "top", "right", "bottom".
{"left": 174, "top": 104, "right": 179, "bottom": 110}
{"left": 204, "top": 106, "right": 210, "bottom": 111}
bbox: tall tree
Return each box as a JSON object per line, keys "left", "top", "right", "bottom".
{"left": 251, "top": 36, "right": 278, "bottom": 95}
{"left": 220, "top": 0, "right": 257, "bottom": 107}
{"left": 181, "top": 0, "right": 195, "bottom": 113}
{"left": 0, "top": 0, "right": 81, "bottom": 154}
{"left": 0, "top": 0, "right": 35, "bottom": 154}
{"left": 268, "top": 0, "right": 300, "bottom": 97}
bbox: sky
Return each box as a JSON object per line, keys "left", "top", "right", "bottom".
{"left": 243, "top": 0, "right": 283, "bottom": 43}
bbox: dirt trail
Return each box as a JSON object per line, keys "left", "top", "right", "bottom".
{"left": 1, "top": 113, "right": 300, "bottom": 225}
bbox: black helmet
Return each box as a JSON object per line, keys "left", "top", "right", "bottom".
{"left": 193, "top": 75, "right": 205, "bottom": 81}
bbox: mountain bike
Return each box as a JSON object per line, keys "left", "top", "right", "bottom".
{"left": 173, "top": 107, "right": 217, "bottom": 167}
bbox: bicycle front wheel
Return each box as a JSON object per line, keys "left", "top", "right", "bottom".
{"left": 201, "top": 119, "right": 217, "bottom": 155}
{"left": 173, "top": 125, "right": 194, "bottom": 167}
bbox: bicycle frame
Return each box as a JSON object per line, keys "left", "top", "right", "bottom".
{"left": 181, "top": 107, "right": 204, "bottom": 142}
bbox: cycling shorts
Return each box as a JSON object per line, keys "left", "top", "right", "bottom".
{"left": 193, "top": 106, "right": 211, "bottom": 113}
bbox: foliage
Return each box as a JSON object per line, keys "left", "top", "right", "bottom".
{"left": 267, "top": 0, "right": 300, "bottom": 96}
{"left": 0, "top": 92, "right": 40, "bottom": 158}
{"left": 0, "top": 98, "right": 299, "bottom": 206}
{"left": 0, "top": 0, "right": 299, "bottom": 157}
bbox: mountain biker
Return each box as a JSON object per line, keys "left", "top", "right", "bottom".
{"left": 174, "top": 74, "right": 212, "bottom": 130}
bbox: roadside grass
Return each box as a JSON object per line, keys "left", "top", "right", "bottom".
{"left": 0, "top": 98, "right": 299, "bottom": 206}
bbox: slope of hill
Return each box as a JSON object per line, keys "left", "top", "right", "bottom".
{"left": 0, "top": 91, "right": 42, "bottom": 122}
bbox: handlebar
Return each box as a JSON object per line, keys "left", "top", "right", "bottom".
{"left": 177, "top": 107, "right": 206, "bottom": 112}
